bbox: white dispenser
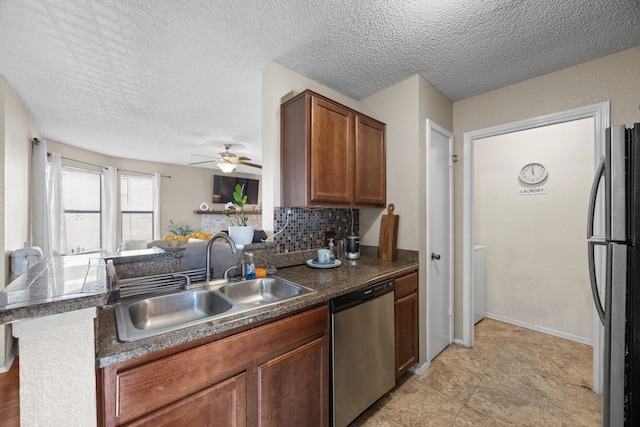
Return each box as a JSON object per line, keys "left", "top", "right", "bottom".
{"left": 11, "top": 246, "right": 43, "bottom": 277}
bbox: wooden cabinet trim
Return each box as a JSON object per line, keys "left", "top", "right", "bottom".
{"left": 284, "top": 90, "right": 384, "bottom": 126}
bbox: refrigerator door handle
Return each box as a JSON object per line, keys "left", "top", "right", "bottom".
{"left": 587, "top": 156, "right": 605, "bottom": 239}
{"left": 588, "top": 240, "right": 606, "bottom": 325}
{"left": 587, "top": 156, "right": 606, "bottom": 325}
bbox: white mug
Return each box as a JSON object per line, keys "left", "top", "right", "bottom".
{"left": 317, "top": 249, "right": 331, "bottom": 264}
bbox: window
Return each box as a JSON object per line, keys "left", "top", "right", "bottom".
{"left": 62, "top": 168, "right": 102, "bottom": 254}
{"left": 121, "top": 175, "right": 154, "bottom": 242}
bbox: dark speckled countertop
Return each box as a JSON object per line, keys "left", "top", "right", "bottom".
{"left": 0, "top": 248, "right": 171, "bottom": 324}
{"left": 95, "top": 255, "right": 418, "bottom": 368}
{"left": 0, "top": 255, "right": 108, "bottom": 324}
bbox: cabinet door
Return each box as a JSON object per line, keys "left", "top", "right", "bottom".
{"left": 257, "top": 337, "right": 328, "bottom": 427}
{"left": 127, "top": 373, "right": 247, "bottom": 427}
{"left": 354, "top": 114, "right": 386, "bottom": 206}
{"left": 395, "top": 293, "right": 418, "bottom": 378}
{"left": 310, "top": 96, "right": 354, "bottom": 204}
{"left": 395, "top": 272, "right": 418, "bottom": 300}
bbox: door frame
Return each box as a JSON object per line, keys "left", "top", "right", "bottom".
{"left": 426, "top": 119, "right": 454, "bottom": 361}
{"left": 462, "top": 101, "right": 609, "bottom": 393}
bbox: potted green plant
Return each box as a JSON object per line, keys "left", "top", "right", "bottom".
{"left": 224, "top": 184, "right": 254, "bottom": 245}
{"left": 167, "top": 220, "right": 197, "bottom": 236}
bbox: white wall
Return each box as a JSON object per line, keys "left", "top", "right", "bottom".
{"left": 359, "top": 77, "right": 421, "bottom": 249}
{"left": 359, "top": 75, "right": 453, "bottom": 365}
{"left": 0, "top": 76, "right": 40, "bottom": 368}
{"left": 453, "top": 45, "right": 640, "bottom": 339}
{"left": 474, "top": 118, "right": 594, "bottom": 340}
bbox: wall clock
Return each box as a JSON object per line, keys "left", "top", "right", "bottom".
{"left": 519, "top": 162, "right": 548, "bottom": 184}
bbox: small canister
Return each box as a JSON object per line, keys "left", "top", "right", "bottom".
{"left": 335, "top": 238, "right": 346, "bottom": 259}
{"left": 346, "top": 236, "right": 360, "bottom": 260}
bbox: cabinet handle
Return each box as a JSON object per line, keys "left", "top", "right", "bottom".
{"left": 431, "top": 253, "right": 441, "bottom": 260}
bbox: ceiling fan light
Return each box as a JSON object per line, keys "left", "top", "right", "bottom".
{"left": 217, "top": 161, "right": 237, "bottom": 173}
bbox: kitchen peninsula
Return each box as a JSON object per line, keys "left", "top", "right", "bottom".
{"left": 0, "top": 244, "right": 418, "bottom": 426}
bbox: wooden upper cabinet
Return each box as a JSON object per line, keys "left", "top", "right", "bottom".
{"left": 310, "top": 96, "right": 354, "bottom": 204}
{"left": 281, "top": 90, "right": 386, "bottom": 207}
{"left": 355, "top": 115, "right": 386, "bottom": 206}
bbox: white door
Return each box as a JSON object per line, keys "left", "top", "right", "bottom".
{"left": 426, "top": 120, "right": 454, "bottom": 361}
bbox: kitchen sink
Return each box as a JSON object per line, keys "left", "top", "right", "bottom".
{"left": 218, "top": 277, "right": 315, "bottom": 305}
{"left": 128, "top": 290, "right": 233, "bottom": 331}
{"left": 114, "top": 277, "right": 316, "bottom": 342}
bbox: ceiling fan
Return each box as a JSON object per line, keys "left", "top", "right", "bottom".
{"left": 189, "top": 144, "right": 262, "bottom": 173}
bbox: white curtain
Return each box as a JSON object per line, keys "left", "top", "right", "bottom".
{"left": 152, "top": 172, "right": 162, "bottom": 240}
{"left": 101, "top": 166, "right": 118, "bottom": 253}
{"left": 32, "top": 141, "right": 66, "bottom": 257}
{"left": 46, "top": 153, "right": 66, "bottom": 256}
{"left": 31, "top": 139, "right": 47, "bottom": 252}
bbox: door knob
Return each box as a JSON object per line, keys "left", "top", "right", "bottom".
{"left": 431, "top": 253, "right": 441, "bottom": 260}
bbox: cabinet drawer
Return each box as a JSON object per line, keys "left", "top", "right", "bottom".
{"left": 394, "top": 272, "right": 418, "bottom": 300}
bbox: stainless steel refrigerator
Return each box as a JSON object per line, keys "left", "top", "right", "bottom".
{"left": 587, "top": 122, "right": 640, "bottom": 426}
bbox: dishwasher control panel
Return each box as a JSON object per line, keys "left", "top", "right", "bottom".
{"left": 330, "top": 279, "right": 395, "bottom": 313}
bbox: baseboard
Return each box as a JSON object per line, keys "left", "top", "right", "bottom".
{"left": 0, "top": 343, "right": 18, "bottom": 373}
{"left": 483, "top": 312, "right": 593, "bottom": 346}
{"left": 409, "top": 361, "right": 430, "bottom": 376}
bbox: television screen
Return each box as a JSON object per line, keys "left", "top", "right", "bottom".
{"left": 213, "top": 175, "right": 259, "bottom": 204}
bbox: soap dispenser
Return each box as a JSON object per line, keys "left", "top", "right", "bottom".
{"left": 245, "top": 252, "right": 256, "bottom": 280}
{"left": 328, "top": 238, "right": 335, "bottom": 259}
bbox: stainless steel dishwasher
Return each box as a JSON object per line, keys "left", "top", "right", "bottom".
{"left": 331, "top": 279, "right": 395, "bottom": 427}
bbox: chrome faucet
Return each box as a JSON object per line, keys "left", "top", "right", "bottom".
{"left": 172, "top": 273, "right": 192, "bottom": 290}
{"left": 206, "top": 233, "right": 238, "bottom": 282}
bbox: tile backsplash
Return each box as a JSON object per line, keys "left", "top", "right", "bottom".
{"left": 272, "top": 207, "right": 359, "bottom": 254}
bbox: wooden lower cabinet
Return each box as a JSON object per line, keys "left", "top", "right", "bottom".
{"left": 127, "top": 373, "right": 247, "bottom": 427}
{"left": 98, "top": 306, "right": 329, "bottom": 426}
{"left": 394, "top": 272, "right": 419, "bottom": 378}
{"left": 257, "top": 337, "right": 328, "bottom": 426}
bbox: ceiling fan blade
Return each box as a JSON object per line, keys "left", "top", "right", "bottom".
{"left": 190, "top": 153, "right": 217, "bottom": 159}
{"left": 237, "top": 160, "right": 262, "bottom": 169}
{"left": 188, "top": 160, "right": 217, "bottom": 165}
{"left": 238, "top": 156, "right": 251, "bottom": 161}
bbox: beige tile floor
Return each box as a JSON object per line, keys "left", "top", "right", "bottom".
{"left": 352, "top": 318, "right": 601, "bottom": 426}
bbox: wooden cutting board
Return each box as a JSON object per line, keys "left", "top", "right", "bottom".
{"left": 378, "top": 204, "right": 399, "bottom": 261}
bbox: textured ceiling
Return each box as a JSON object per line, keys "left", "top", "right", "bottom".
{"left": 0, "top": 0, "right": 639, "bottom": 173}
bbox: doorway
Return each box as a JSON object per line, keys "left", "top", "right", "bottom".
{"left": 462, "top": 102, "right": 610, "bottom": 393}
{"left": 426, "top": 120, "right": 454, "bottom": 361}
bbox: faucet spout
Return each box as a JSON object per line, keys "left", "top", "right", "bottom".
{"left": 172, "top": 273, "right": 192, "bottom": 290}
{"left": 206, "top": 233, "right": 238, "bottom": 282}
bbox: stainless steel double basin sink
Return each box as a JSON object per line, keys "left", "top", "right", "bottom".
{"left": 114, "top": 277, "right": 316, "bottom": 342}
